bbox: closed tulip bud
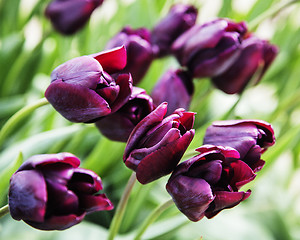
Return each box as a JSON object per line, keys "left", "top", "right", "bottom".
{"left": 45, "top": 46, "right": 133, "bottom": 123}
{"left": 172, "top": 18, "right": 247, "bottom": 78}
{"left": 9, "top": 153, "right": 113, "bottom": 230}
{"left": 151, "top": 69, "right": 194, "bottom": 116}
{"left": 203, "top": 120, "right": 275, "bottom": 172}
{"left": 45, "top": 0, "right": 103, "bottom": 35}
{"left": 106, "top": 26, "right": 153, "bottom": 85}
{"left": 211, "top": 36, "right": 278, "bottom": 94}
{"left": 95, "top": 87, "right": 154, "bottom": 142}
{"left": 151, "top": 4, "right": 198, "bottom": 58}
{"left": 123, "top": 102, "right": 195, "bottom": 184}
{"left": 166, "top": 145, "right": 254, "bottom": 221}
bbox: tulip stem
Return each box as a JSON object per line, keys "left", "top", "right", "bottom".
{"left": 0, "top": 204, "right": 9, "bottom": 218}
{"left": 107, "top": 172, "right": 137, "bottom": 240}
{"left": 0, "top": 97, "right": 49, "bottom": 148}
{"left": 133, "top": 199, "right": 174, "bottom": 240}
{"left": 248, "top": 0, "right": 300, "bottom": 31}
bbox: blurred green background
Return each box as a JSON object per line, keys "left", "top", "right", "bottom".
{"left": 0, "top": 0, "right": 300, "bottom": 239}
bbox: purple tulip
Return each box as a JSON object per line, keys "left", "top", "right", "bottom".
{"left": 95, "top": 87, "right": 154, "bottom": 142}
{"left": 151, "top": 4, "right": 198, "bottom": 58}
{"left": 9, "top": 153, "right": 113, "bottom": 230}
{"left": 203, "top": 119, "right": 275, "bottom": 172}
{"left": 123, "top": 102, "right": 195, "bottom": 184}
{"left": 45, "top": 0, "right": 103, "bottom": 35}
{"left": 45, "top": 46, "right": 133, "bottom": 123}
{"left": 151, "top": 69, "right": 194, "bottom": 116}
{"left": 172, "top": 18, "right": 247, "bottom": 78}
{"left": 211, "top": 35, "right": 278, "bottom": 94}
{"left": 106, "top": 26, "right": 153, "bottom": 85}
{"left": 166, "top": 145, "right": 254, "bottom": 221}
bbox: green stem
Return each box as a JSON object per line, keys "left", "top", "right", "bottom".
{"left": 0, "top": 204, "right": 9, "bottom": 218}
{"left": 107, "top": 172, "right": 137, "bottom": 240}
{"left": 0, "top": 97, "right": 49, "bottom": 148}
{"left": 248, "top": 0, "right": 300, "bottom": 31}
{"left": 134, "top": 199, "right": 174, "bottom": 240}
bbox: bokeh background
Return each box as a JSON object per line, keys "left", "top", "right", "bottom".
{"left": 0, "top": 0, "right": 300, "bottom": 239}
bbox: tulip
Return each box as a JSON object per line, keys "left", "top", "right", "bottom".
{"left": 45, "top": 0, "right": 103, "bottom": 35}
{"left": 151, "top": 69, "right": 194, "bottom": 116}
{"left": 9, "top": 153, "right": 113, "bottom": 230}
{"left": 172, "top": 18, "right": 247, "bottom": 78}
{"left": 166, "top": 145, "right": 254, "bottom": 221}
{"left": 203, "top": 119, "right": 275, "bottom": 172}
{"left": 45, "top": 46, "right": 132, "bottom": 123}
{"left": 106, "top": 26, "right": 153, "bottom": 85}
{"left": 95, "top": 87, "right": 154, "bottom": 142}
{"left": 123, "top": 102, "right": 195, "bottom": 184}
{"left": 211, "top": 36, "right": 278, "bottom": 94}
{"left": 151, "top": 4, "right": 198, "bottom": 58}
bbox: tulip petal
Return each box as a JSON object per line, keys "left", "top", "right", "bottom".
{"left": 205, "top": 190, "right": 251, "bottom": 218}
{"left": 93, "top": 46, "right": 127, "bottom": 73}
{"left": 9, "top": 170, "right": 47, "bottom": 222}
{"left": 136, "top": 129, "right": 194, "bottom": 184}
{"left": 25, "top": 212, "right": 86, "bottom": 230}
{"left": 45, "top": 79, "right": 111, "bottom": 122}
{"left": 166, "top": 175, "right": 214, "bottom": 222}
{"left": 80, "top": 193, "right": 114, "bottom": 213}
{"left": 229, "top": 160, "right": 256, "bottom": 190}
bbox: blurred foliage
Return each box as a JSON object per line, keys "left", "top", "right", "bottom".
{"left": 1, "top": 0, "right": 300, "bottom": 239}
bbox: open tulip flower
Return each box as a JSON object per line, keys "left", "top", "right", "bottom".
{"left": 45, "top": 46, "right": 133, "bottom": 123}
{"left": 123, "top": 102, "right": 195, "bottom": 184}
{"left": 166, "top": 145, "right": 255, "bottom": 222}
{"left": 8, "top": 153, "right": 113, "bottom": 230}
{"left": 106, "top": 26, "right": 153, "bottom": 85}
{"left": 172, "top": 18, "right": 248, "bottom": 78}
{"left": 95, "top": 87, "right": 154, "bottom": 142}
{"left": 203, "top": 119, "right": 275, "bottom": 172}
{"left": 45, "top": 0, "right": 104, "bottom": 35}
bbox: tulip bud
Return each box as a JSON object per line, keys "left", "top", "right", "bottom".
{"left": 123, "top": 102, "right": 195, "bottom": 184}
{"left": 151, "top": 69, "right": 194, "bottom": 116}
{"left": 203, "top": 119, "right": 275, "bottom": 172}
{"left": 172, "top": 18, "right": 247, "bottom": 78}
{"left": 45, "top": 46, "right": 133, "bottom": 123}
{"left": 151, "top": 4, "right": 198, "bottom": 58}
{"left": 166, "top": 145, "right": 254, "bottom": 221}
{"left": 106, "top": 26, "right": 153, "bottom": 85}
{"left": 95, "top": 87, "right": 154, "bottom": 142}
{"left": 211, "top": 36, "right": 278, "bottom": 94}
{"left": 9, "top": 153, "right": 113, "bottom": 230}
{"left": 45, "top": 0, "right": 103, "bottom": 35}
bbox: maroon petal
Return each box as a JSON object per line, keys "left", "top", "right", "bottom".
{"left": 18, "top": 153, "right": 80, "bottom": 171}
{"left": 205, "top": 190, "right": 251, "bottom": 218}
{"left": 166, "top": 175, "right": 214, "bottom": 222}
{"left": 9, "top": 170, "right": 47, "bottom": 222}
{"left": 93, "top": 46, "right": 127, "bottom": 74}
{"left": 196, "top": 145, "right": 240, "bottom": 159}
{"left": 135, "top": 129, "right": 195, "bottom": 184}
{"left": 229, "top": 160, "right": 256, "bottom": 190}
{"left": 124, "top": 102, "right": 168, "bottom": 161}
{"left": 25, "top": 212, "right": 86, "bottom": 230}
{"left": 45, "top": 79, "right": 111, "bottom": 122}
{"left": 80, "top": 193, "right": 114, "bottom": 213}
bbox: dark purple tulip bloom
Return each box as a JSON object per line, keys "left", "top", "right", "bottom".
{"left": 203, "top": 119, "right": 275, "bottom": 172}
{"left": 95, "top": 87, "right": 154, "bottom": 142}
{"left": 45, "top": 0, "right": 103, "bottom": 35}
{"left": 151, "top": 69, "right": 194, "bottom": 116}
{"left": 172, "top": 18, "right": 247, "bottom": 78}
{"left": 151, "top": 4, "right": 198, "bottom": 58}
{"left": 123, "top": 102, "right": 195, "bottom": 184}
{"left": 166, "top": 145, "right": 254, "bottom": 221}
{"left": 106, "top": 26, "right": 153, "bottom": 85}
{"left": 211, "top": 35, "right": 278, "bottom": 94}
{"left": 45, "top": 46, "right": 133, "bottom": 123}
{"left": 9, "top": 153, "right": 113, "bottom": 230}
